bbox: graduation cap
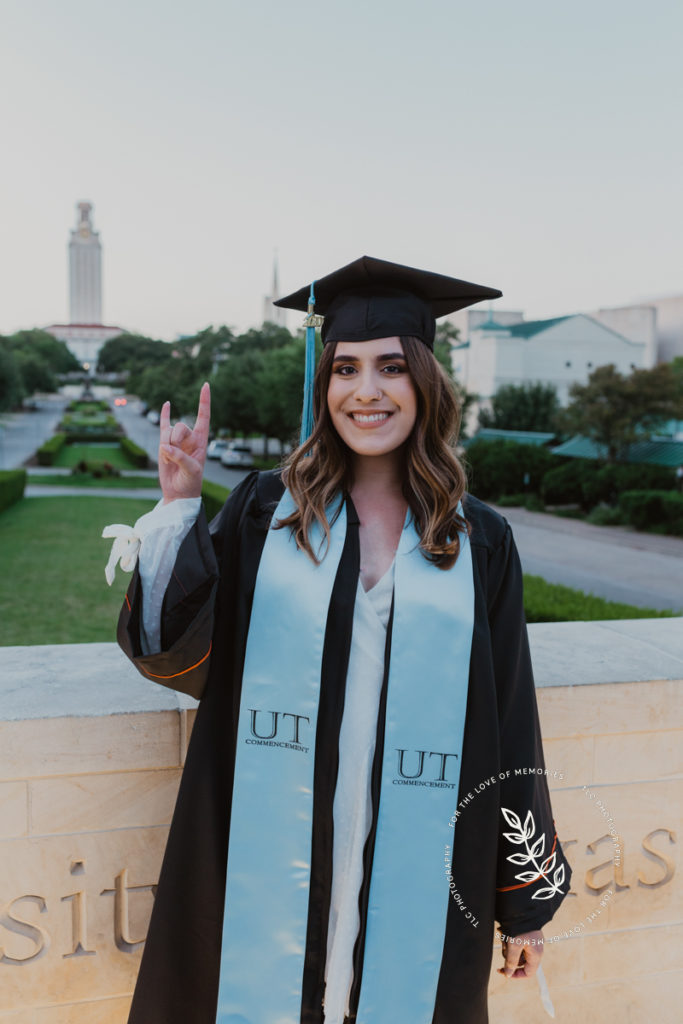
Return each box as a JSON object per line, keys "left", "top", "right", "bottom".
{"left": 273, "top": 255, "right": 502, "bottom": 444}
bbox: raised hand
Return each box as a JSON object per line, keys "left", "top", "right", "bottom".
{"left": 158, "top": 382, "right": 211, "bottom": 503}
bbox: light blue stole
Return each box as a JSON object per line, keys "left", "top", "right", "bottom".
{"left": 216, "top": 488, "right": 474, "bottom": 1024}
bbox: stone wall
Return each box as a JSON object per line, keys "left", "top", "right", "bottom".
{"left": 1, "top": 619, "right": 681, "bottom": 1023}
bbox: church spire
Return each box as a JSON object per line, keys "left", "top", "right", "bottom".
{"left": 263, "top": 251, "right": 286, "bottom": 327}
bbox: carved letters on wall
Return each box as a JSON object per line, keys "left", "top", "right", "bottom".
{"left": 0, "top": 860, "right": 157, "bottom": 966}
{"left": 0, "top": 829, "right": 677, "bottom": 965}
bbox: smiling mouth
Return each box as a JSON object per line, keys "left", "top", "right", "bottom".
{"left": 348, "top": 411, "right": 393, "bottom": 424}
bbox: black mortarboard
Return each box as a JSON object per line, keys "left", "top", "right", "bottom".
{"left": 274, "top": 255, "right": 502, "bottom": 350}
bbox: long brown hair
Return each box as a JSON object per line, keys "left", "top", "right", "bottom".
{"left": 277, "top": 335, "right": 468, "bottom": 569}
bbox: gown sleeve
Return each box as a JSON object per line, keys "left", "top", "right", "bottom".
{"left": 487, "top": 521, "right": 573, "bottom": 937}
{"left": 116, "top": 471, "right": 259, "bottom": 698}
{"left": 137, "top": 498, "right": 202, "bottom": 655}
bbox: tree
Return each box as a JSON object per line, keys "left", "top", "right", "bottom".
{"left": 209, "top": 325, "right": 303, "bottom": 442}
{"left": 131, "top": 357, "right": 204, "bottom": 419}
{"left": 257, "top": 336, "right": 325, "bottom": 446}
{"left": 4, "top": 329, "right": 80, "bottom": 375}
{"left": 14, "top": 351, "right": 57, "bottom": 395}
{"left": 478, "top": 382, "right": 560, "bottom": 432}
{"left": 229, "top": 323, "right": 293, "bottom": 359}
{"left": 429, "top": 322, "right": 478, "bottom": 438}
{"left": 0, "top": 344, "right": 24, "bottom": 411}
{"left": 210, "top": 350, "right": 267, "bottom": 437}
{"left": 433, "top": 322, "right": 460, "bottom": 378}
{"left": 97, "top": 333, "right": 171, "bottom": 374}
{"left": 558, "top": 363, "right": 682, "bottom": 462}
{"left": 667, "top": 356, "right": 683, "bottom": 415}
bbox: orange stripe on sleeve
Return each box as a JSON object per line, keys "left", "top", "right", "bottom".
{"left": 141, "top": 643, "right": 212, "bottom": 680}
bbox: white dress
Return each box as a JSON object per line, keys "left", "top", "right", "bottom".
{"left": 322, "top": 567, "right": 393, "bottom": 1022}
{"left": 132, "top": 499, "right": 393, "bottom": 1024}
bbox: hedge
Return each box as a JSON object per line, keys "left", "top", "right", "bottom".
{"left": 540, "top": 461, "right": 590, "bottom": 506}
{"left": 540, "top": 460, "right": 675, "bottom": 509}
{"left": 618, "top": 490, "right": 683, "bottom": 535}
{"left": 63, "top": 430, "right": 123, "bottom": 444}
{"left": 65, "top": 400, "right": 110, "bottom": 413}
{"left": 202, "top": 480, "right": 230, "bottom": 522}
{"left": 0, "top": 469, "right": 26, "bottom": 513}
{"left": 37, "top": 432, "right": 67, "bottom": 466}
{"left": 60, "top": 413, "right": 119, "bottom": 431}
{"left": 496, "top": 492, "right": 546, "bottom": 511}
{"left": 582, "top": 464, "right": 675, "bottom": 508}
{"left": 119, "top": 438, "right": 149, "bottom": 468}
{"left": 464, "top": 439, "right": 556, "bottom": 500}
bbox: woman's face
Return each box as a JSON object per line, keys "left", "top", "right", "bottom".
{"left": 326, "top": 336, "right": 418, "bottom": 458}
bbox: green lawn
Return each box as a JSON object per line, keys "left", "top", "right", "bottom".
{"left": 0, "top": 496, "right": 155, "bottom": 645}
{"left": 0, "top": 497, "right": 675, "bottom": 647}
{"left": 523, "top": 573, "right": 676, "bottom": 622}
{"left": 29, "top": 474, "right": 160, "bottom": 489}
{"left": 53, "top": 444, "right": 137, "bottom": 469}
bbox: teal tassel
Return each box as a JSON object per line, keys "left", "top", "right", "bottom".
{"left": 300, "top": 282, "right": 317, "bottom": 446}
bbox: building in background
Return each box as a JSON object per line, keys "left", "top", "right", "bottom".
{"left": 69, "top": 201, "right": 102, "bottom": 323}
{"left": 453, "top": 311, "right": 647, "bottom": 423}
{"left": 45, "top": 201, "right": 123, "bottom": 369}
{"left": 589, "top": 296, "right": 683, "bottom": 364}
{"left": 262, "top": 254, "right": 286, "bottom": 327}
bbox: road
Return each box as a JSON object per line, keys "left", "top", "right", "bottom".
{"left": 112, "top": 399, "right": 252, "bottom": 491}
{"left": 0, "top": 396, "right": 68, "bottom": 469}
{"left": 496, "top": 505, "right": 683, "bottom": 613}
{"left": 4, "top": 395, "right": 681, "bottom": 612}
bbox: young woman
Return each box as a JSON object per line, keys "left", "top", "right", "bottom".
{"left": 106, "top": 257, "right": 571, "bottom": 1024}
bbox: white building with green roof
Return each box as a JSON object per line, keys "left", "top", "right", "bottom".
{"left": 454, "top": 312, "right": 648, "bottom": 414}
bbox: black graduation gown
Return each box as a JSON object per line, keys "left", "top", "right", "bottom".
{"left": 117, "top": 469, "right": 571, "bottom": 1024}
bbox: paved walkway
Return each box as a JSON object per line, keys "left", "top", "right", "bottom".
{"left": 495, "top": 505, "right": 683, "bottom": 612}
{"left": 25, "top": 466, "right": 160, "bottom": 478}
{"left": 0, "top": 398, "right": 67, "bottom": 469}
{"left": 25, "top": 486, "right": 162, "bottom": 499}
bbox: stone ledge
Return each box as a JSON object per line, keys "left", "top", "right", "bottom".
{"left": 0, "top": 642, "right": 199, "bottom": 722}
{"left": 527, "top": 617, "right": 683, "bottom": 687}
{"left": 1, "top": 619, "right": 681, "bottom": 724}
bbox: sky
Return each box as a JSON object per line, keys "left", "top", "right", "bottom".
{"left": 1, "top": 0, "right": 681, "bottom": 341}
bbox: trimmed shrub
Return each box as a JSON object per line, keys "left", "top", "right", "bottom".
{"left": 619, "top": 490, "right": 683, "bottom": 535}
{"left": 541, "top": 460, "right": 676, "bottom": 510}
{"left": 0, "top": 469, "right": 26, "bottom": 513}
{"left": 586, "top": 505, "right": 628, "bottom": 526}
{"left": 70, "top": 461, "right": 120, "bottom": 479}
{"left": 64, "top": 430, "right": 122, "bottom": 443}
{"left": 523, "top": 493, "right": 545, "bottom": 512}
{"left": 202, "top": 480, "right": 230, "bottom": 522}
{"left": 60, "top": 413, "right": 118, "bottom": 432}
{"left": 65, "top": 399, "right": 110, "bottom": 413}
{"left": 495, "top": 493, "right": 545, "bottom": 511}
{"left": 464, "top": 440, "right": 556, "bottom": 500}
{"left": 583, "top": 464, "right": 675, "bottom": 508}
{"left": 494, "top": 493, "right": 527, "bottom": 507}
{"left": 541, "top": 461, "right": 590, "bottom": 506}
{"left": 37, "top": 432, "right": 67, "bottom": 466}
{"left": 119, "top": 438, "right": 149, "bottom": 468}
